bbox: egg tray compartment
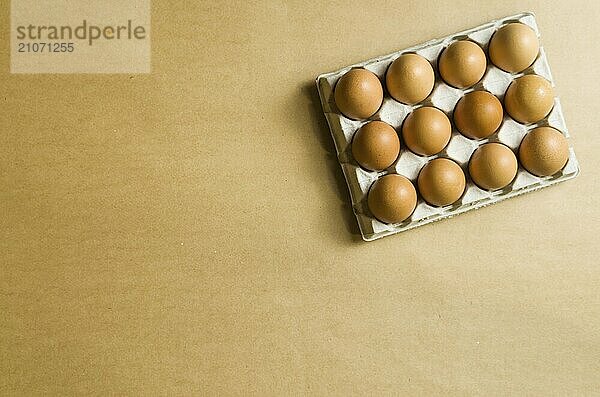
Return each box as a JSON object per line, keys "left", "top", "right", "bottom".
{"left": 316, "top": 12, "right": 580, "bottom": 241}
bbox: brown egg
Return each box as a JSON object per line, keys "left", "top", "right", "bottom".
{"left": 418, "top": 158, "right": 466, "bottom": 207}
{"left": 402, "top": 107, "right": 451, "bottom": 156}
{"left": 454, "top": 91, "right": 503, "bottom": 140}
{"left": 367, "top": 174, "right": 417, "bottom": 224}
{"left": 352, "top": 121, "right": 400, "bottom": 171}
{"left": 489, "top": 23, "right": 539, "bottom": 73}
{"left": 386, "top": 53, "right": 435, "bottom": 105}
{"left": 469, "top": 143, "right": 518, "bottom": 190}
{"left": 504, "top": 74, "right": 554, "bottom": 124}
{"left": 519, "top": 127, "right": 569, "bottom": 176}
{"left": 334, "top": 68, "right": 383, "bottom": 120}
{"left": 438, "top": 40, "right": 487, "bottom": 88}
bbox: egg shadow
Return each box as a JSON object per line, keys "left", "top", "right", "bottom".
{"left": 301, "top": 80, "right": 362, "bottom": 240}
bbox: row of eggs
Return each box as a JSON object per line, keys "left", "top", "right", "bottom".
{"left": 352, "top": 78, "right": 554, "bottom": 174}
{"left": 366, "top": 127, "right": 570, "bottom": 224}
{"left": 334, "top": 22, "right": 545, "bottom": 121}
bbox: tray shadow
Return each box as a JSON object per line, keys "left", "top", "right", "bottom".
{"left": 301, "top": 80, "right": 362, "bottom": 241}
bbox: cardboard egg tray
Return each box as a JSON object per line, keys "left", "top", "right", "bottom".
{"left": 316, "top": 12, "right": 580, "bottom": 241}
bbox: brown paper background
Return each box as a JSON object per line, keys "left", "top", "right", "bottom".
{"left": 1, "top": 1, "right": 600, "bottom": 395}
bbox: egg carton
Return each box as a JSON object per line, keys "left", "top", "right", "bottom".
{"left": 316, "top": 12, "right": 580, "bottom": 241}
